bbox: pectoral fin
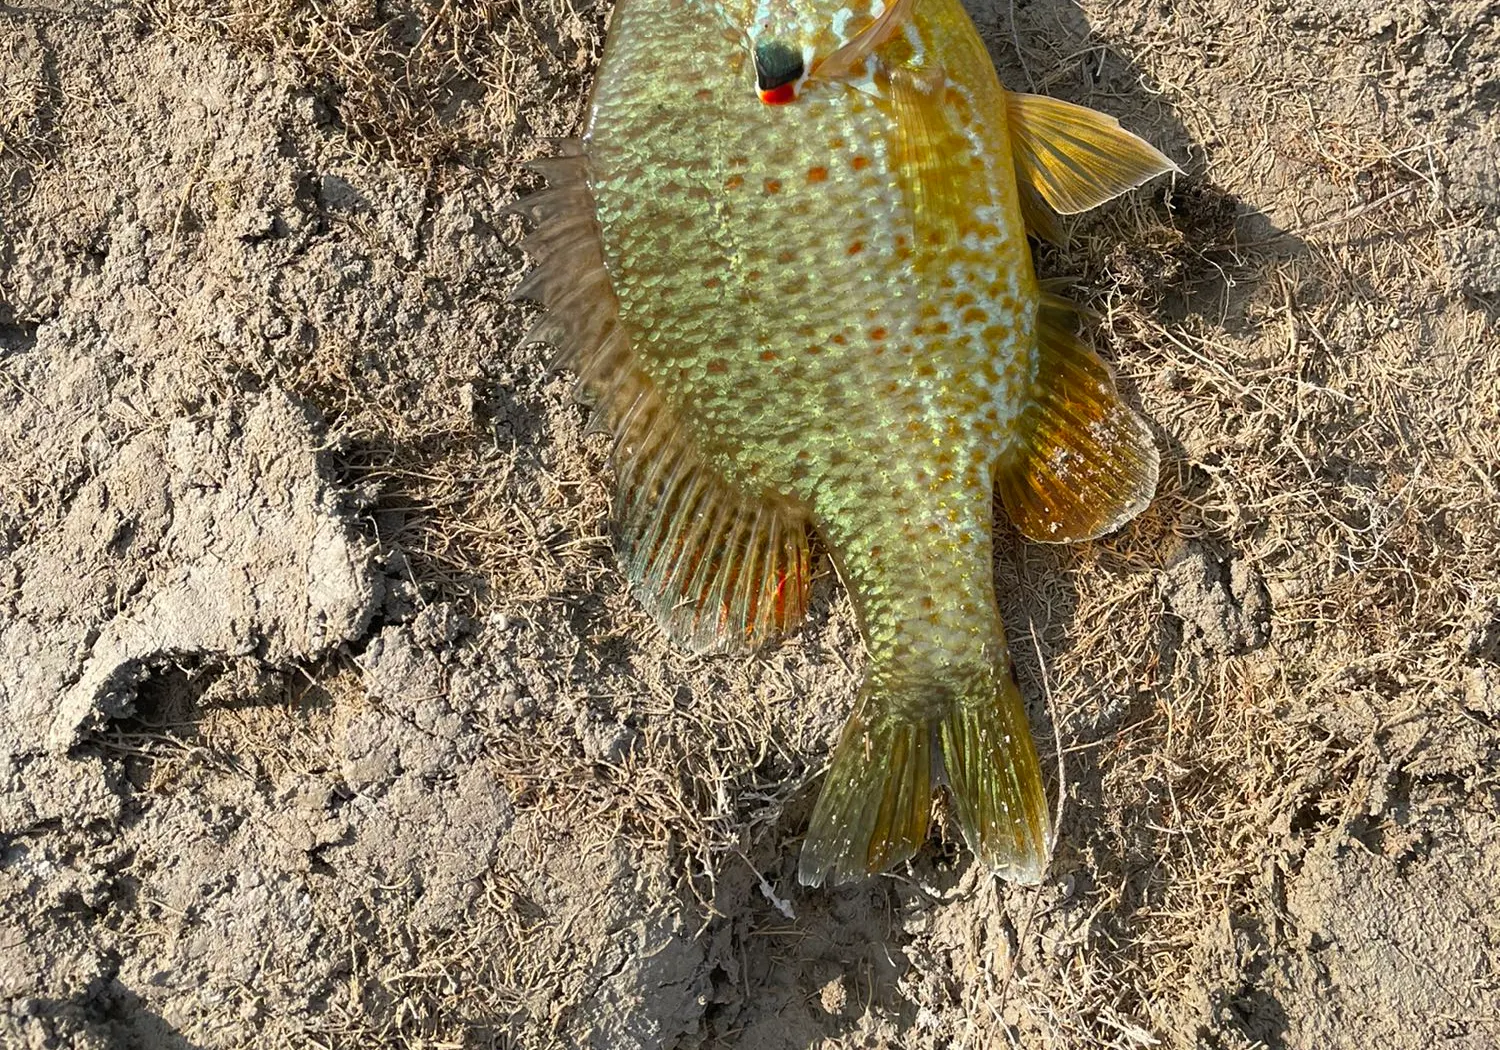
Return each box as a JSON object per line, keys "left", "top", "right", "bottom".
{"left": 997, "top": 296, "right": 1159, "bottom": 543}
{"left": 885, "top": 66, "right": 966, "bottom": 248}
{"left": 1005, "top": 90, "right": 1178, "bottom": 238}
{"left": 813, "top": 0, "right": 916, "bottom": 81}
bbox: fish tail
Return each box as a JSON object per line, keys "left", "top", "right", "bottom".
{"left": 938, "top": 673, "right": 1053, "bottom": 886}
{"left": 798, "top": 671, "right": 1051, "bottom": 887}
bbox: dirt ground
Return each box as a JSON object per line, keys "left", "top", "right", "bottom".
{"left": 1, "top": 0, "right": 1497, "bottom": 1047}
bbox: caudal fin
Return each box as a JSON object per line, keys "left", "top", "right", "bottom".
{"left": 798, "top": 674, "right": 1052, "bottom": 887}
{"left": 939, "top": 683, "right": 1053, "bottom": 885}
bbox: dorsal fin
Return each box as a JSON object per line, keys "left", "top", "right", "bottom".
{"left": 510, "top": 143, "right": 813, "bottom": 653}
{"left": 611, "top": 406, "right": 812, "bottom": 653}
{"left": 996, "top": 294, "right": 1159, "bottom": 543}
{"left": 1005, "top": 90, "right": 1179, "bottom": 242}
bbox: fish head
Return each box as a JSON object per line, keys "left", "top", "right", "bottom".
{"left": 707, "top": 0, "right": 917, "bottom": 105}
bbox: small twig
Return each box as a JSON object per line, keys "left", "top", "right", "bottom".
{"left": 1030, "top": 620, "right": 1066, "bottom": 863}
{"left": 1007, "top": 0, "right": 1036, "bottom": 92}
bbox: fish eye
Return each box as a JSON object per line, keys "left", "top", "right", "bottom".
{"left": 754, "top": 38, "right": 804, "bottom": 105}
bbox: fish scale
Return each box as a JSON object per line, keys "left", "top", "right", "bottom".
{"left": 514, "top": 0, "right": 1177, "bottom": 885}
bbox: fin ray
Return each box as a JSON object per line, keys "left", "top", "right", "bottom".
{"left": 886, "top": 67, "right": 966, "bottom": 250}
{"left": 1015, "top": 175, "right": 1066, "bottom": 244}
{"left": 813, "top": 0, "right": 916, "bottom": 81}
{"left": 997, "top": 297, "right": 1159, "bottom": 543}
{"left": 799, "top": 689, "right": 936, "bottom": 886}
{"left": 939, "top": 677, "right": 1052, "bottom": 884}
{"left": 799, "top": 671, "right": 1052, "bottom": 887}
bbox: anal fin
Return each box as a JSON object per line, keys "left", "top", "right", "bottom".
{"left": 997, "top": 295, "right": 1159, "bottom": 543}
{"left": 511, "top": 143, "right": 812, "bottom": 654}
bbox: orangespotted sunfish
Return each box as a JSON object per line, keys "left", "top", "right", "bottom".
{"left": 514, "top": 0, "right": 1177, "bottom": 886}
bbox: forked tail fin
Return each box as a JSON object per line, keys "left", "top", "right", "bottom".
{"left": 797, "top": 672, "right": 1052, "bottom": 887}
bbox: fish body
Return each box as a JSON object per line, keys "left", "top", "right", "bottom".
{"left": 515, "top": 0, "right": 1175, "bottom": 885}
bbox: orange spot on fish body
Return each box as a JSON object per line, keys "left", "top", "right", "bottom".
{"left": 806, "top": 166, "right": 829, "bottom": 183}
{"left": 847, "top": 240, "right": 864, "bottom": 255}
{"left": 724, "top": 174, "right": 744, "bottom": 190}
{"left": 962, "top": 307, "right": 987, "bottom": 324}
{"left": 868, "top": 326, "right": 888, "bottom": 340}
{"left": 851, "top": 155, "right": 871, "bottom": 170}
{"left": 764, "top": 178, "right": 782, "bottom": 194}
{"left": 760, "top": 349, "right": 778, "bottom": 361}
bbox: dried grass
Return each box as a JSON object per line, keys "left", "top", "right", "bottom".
{"left": 143, "top": 0, "right": 602, "bottom": 170}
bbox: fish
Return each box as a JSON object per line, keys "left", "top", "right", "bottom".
{"left": 512, "top": 0, "right": 1177, "bottom": 886}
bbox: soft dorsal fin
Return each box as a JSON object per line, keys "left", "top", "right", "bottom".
{"left": 510, "top": 144, "right": 813, "bottom": 653}
{"left": 611, "top": 408, "right": 812, "bottom": 653}
{"left": 995, "top": 295, "right": 1159, "bottom": 543}
{"left": 1005, "top": 90, "right": 1179, "bottom": 241}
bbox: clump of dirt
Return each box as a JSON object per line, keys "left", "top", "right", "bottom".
{"left": 1274, "top": 823, "right": 1500, "bottom": 1049}
{"left": 2, "top": 0, "right": 1499, "bottom": 1047}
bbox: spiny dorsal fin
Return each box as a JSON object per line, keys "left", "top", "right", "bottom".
{"left": 996, "top": 294, "right": 1158, "bottom": 543}
{"left": 511, "top": 143, "right": 812, "bottom": 653}
{"left": 1005, "top": 90, "right": 1179, "bottom": 241}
